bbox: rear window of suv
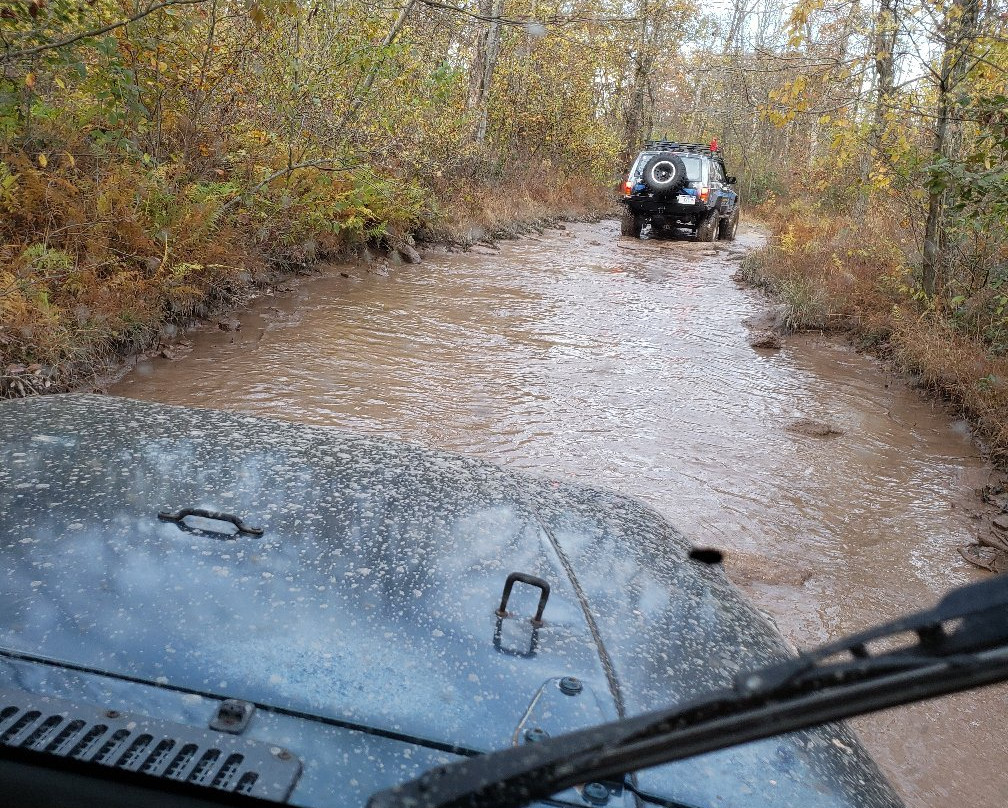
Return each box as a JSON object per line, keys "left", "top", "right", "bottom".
{"left": 631, "top": 153, "right": 704, "bottom": 183}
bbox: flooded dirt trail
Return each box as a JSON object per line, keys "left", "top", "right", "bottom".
{"left": 112, "top": 220, "right": 1005, "bottom": 807}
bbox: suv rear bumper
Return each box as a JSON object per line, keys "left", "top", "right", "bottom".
{"left": 620, "top": 194, "right": 713, "bottom": 222}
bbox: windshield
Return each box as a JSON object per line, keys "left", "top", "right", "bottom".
{"left": 631, "top": 152, "right": 704, "bottom": 182}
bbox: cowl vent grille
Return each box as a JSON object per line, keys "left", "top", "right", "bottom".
{"left": 0, "top": 688, "right": 301, "bottom": 802}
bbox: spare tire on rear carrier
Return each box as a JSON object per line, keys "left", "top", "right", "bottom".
{"left": 641, "top": 152, "right": 688, "bottom": 194}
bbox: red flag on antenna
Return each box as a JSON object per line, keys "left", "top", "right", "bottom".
{"left": 710, "top": 138, "right": 718, "bottom": 152}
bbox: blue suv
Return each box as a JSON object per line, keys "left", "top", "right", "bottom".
{"left": 620, "top": 141, "right": 740, "bottom": 241}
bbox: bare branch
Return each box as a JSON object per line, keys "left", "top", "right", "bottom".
{"left": 417, "top": 0, "right": 639, "bottom": 28}
{"left": 2, "top": 0, "right": 211, "bottom": 63}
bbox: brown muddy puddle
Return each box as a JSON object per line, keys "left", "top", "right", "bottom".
{"left": 111, "top": 221, "right": 1005, "bottom": 807}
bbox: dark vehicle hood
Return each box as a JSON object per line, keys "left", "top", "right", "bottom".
{"left": 0, "top": 395, "right": 901, "bottom": 807}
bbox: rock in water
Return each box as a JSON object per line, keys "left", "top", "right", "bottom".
{"left": 750, "top": 331, "right": 783, "bottom": 349}
{"left": 397, "top": 243, "right": 422, "bottom": 264}
{"left": 743, "top": 304, "right": 789, "bottom": 333}
{"left": 959, "top": 543, "right": 1008, "bottom": 573}
{"left": 786, "top": 417, "right": 845, "bottom": 438}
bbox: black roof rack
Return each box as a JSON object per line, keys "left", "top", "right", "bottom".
{"left": 643, "top": 140, "right": 718, "bottom": 156}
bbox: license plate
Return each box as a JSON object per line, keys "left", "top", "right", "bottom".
{"left": 676, "top": 194, "right": 695, "bottom": 205}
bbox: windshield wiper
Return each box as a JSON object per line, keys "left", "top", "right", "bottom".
{"left": 367, "top": 574, "right": 1008, "bottom": 808}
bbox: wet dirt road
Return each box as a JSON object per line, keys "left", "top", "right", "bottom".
{"left": 112, "top": 220, "right": 1005, "bottom": 807}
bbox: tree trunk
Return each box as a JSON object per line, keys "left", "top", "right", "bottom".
{"left": 922, "top": 0, "right": 980, "bottom": 297}
{"left": 854, "top": 0, "right": 897, "bottom": 213}
{"left": 340, "top": 0, "right": 417, "bottom": 128}
{"left": 869, "top": 0, "right": 898, "bottom": 161}
{"left": 469, "top": 0, "right": 503, "bottom": 145}
{"left": 622, "top": 52, "right": 650, "bottom": 163}
{"left": 723, "top": 0, "right": 745, "bottom": 53}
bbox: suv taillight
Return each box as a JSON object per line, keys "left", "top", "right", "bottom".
{"left": 622, "top": 179, "right": 633, "bottom": 196}
{"left": 699, "top": 185, "right": 710, "bottom": 202}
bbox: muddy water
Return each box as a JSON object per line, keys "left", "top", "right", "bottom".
{"left": 111, "top": 221, "right": 1005, "bottom": 807}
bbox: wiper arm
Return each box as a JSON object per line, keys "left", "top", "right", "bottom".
{"left": 367, "top": 574, "right": 1008, "bottom": 808}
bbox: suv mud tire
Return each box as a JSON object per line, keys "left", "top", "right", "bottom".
{"left": 641, "top": 152, "right": 688, "bottom": 194}
{"left": 620, "top": 208, "right": 643, "bottom": 237}
{"left": 718, "top": 207, "right": 740, "bottom": 241}
{"left": 696, "top": 212, "right": 719, "bottom": 242}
